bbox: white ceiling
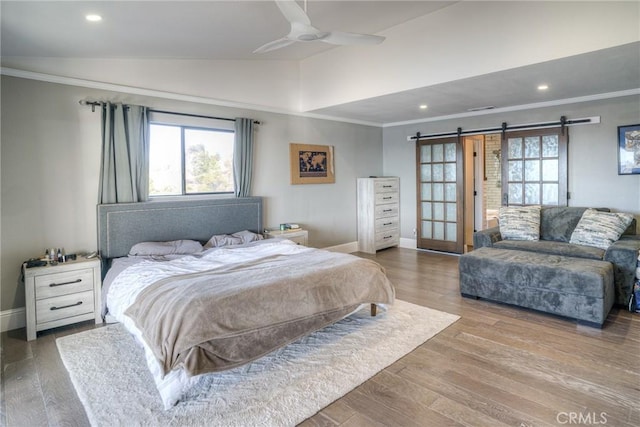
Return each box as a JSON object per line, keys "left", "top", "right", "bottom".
{"left": 1, "top": 1, "right": 639, "bottom": 125}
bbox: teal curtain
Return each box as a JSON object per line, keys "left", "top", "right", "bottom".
{"left": 233, "top": 118, "right": 255, "bottom": 197}
{"left": 98, "top": 103, "right": 149, "bottom": 203}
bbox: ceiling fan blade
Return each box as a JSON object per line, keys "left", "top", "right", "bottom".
{"left": 253, "top": 37, "right": 296, "bottom": 54}
{"left": 322, "top": 31, "right": 385, "bottom": 46}
{"left": 275, "top": 0, "right": 311, "bottom": 25}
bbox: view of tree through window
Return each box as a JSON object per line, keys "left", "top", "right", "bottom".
{"left": 149, "top": 124, "right": 234, "bottom": 196}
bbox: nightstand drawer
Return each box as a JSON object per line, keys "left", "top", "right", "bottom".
{"left": 35, "top": 268, "right": 94, "bottom": 299}
{"left": 36, "top": 290, "right": 94, "bottom": 324}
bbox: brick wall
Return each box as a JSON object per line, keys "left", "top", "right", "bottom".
{"left": 483, "top": 134, "right": 502, "bottom": 228}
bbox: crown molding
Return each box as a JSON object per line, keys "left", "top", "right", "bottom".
{"left": 0, "top": 67, "right": 383, "bottom": 128}
{"left": 2, "top": 67, "right": 637, "bottom": 129}
{"left": 383, "top": 88, "right": 640, "bottom": 128}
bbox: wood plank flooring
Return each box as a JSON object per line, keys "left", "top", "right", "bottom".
{"left": 2, "top": 247, "right": 638, "bottom": 426}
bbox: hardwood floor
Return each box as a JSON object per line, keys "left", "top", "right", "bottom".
{"left": 2, "top": 248, "right": 638, "bottom": 426}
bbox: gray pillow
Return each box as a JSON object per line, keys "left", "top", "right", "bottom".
{"left": 129, "top": 240, "right": 203, "bottom": 256}
{"left": 232, "top": 230, "right": 265, "bottom": 244}
{"left": 203, "top": 234, "right": 243, "bottom": 249}
{"left": 499, "top": 205, "right": 541, "bottom": 241}
{"left": 569, "top": 209, "right": 634, "bottom": 250}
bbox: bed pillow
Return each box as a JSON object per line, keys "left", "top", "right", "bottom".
{"left": 569, "top": 209, "right": 634, "bottom": 250}
{"left": 129, "top": 240, "right": 203, "bottom": 256}
{"left": 232, "top": 230, "right": 265, "bottom": 244}
{"left": 203, "top": 234, "right": 243, "bottom": 249}
{"left": 498, "top": 205, "right": 541, "bottom": 241}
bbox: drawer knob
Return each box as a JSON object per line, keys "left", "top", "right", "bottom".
{"left": 384, "top": 235, "right": 393, "bottom": 239}
{"left": 49, "top": 279, "right": 82, "bottom": 287}
{"left": 383, "top": 185, "right": 392, "bottom": 188}
{"left": 383, "top": 222, "right": 392, "bottom": 226}
{"left": 50, "top": 301, "right": 83, "bottom": 311}
{"left": 383, "top": 209, "right": 392, "bottom": 212}
{"left": 383, "top": 196, "right": 392, "bottom": 200}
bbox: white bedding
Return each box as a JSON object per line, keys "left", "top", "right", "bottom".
{"left": 105, "top": 240, "right": 377, "bottom": 408}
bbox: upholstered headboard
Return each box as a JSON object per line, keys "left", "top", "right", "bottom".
{"left": 97, "top": 197, "right": 263, "bottom": 262}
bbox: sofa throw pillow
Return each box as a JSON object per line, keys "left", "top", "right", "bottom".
{"left": 498, "top": 205, "right": 541, "bottom": 241}
{"left": 569, "top": 208, "right": 634, "bottom": 250}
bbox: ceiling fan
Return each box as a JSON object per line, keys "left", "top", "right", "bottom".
{"left": 254, "top": 0, "right": 385, "bottom": 54}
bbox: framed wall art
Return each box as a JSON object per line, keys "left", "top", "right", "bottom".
{"left": 289, "top": 143, "right": 335, "bottom": 185}
{"left": 617, "top": 124, "right": 640, "bottom": 175}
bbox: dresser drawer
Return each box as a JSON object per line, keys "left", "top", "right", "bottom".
{"left": 375, "top": 204, "right": 399, "bottom": 219}
{"left": 375, "top": 192, "right": 399, "bottom": 205}
{"left": 35, "top": 268, "right": 94, "bottom": 299}
{"left": 375, "top": 217, "right": 399, "bottom": 232}
{"left": 374, "top": 179, "right": 399, "bottom": 193}
{"left": 36, "top": 290, "right": 94, "bottom": 324}
{"left": 375, "top": 230, "right": 399, "bottom": 250}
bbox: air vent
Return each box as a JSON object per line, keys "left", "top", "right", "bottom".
{"left": 467, "top": 106, "right": 496, "bottom": 112}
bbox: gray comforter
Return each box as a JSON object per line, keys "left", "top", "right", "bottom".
{"left": 124, "top": 249, "right": 395, "bottom": 377}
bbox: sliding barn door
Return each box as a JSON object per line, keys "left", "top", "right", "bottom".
{"left": 416, "top": 137, "right": 464, "bottom": 253}
{"left": 501, "top": 127, "right": 568, "bottom": 206}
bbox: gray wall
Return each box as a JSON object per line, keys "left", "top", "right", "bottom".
{"left": 0, "top": 76, "right": 383, "bottom": 312}
{"left": 383, "top": 95, "right": 640, "bottom": 240}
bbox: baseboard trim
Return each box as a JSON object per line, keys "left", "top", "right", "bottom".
{"left": 323, "top": 241, "right": 359, "bottom": 253}
{"left": 1, "top": 307, "right": 26, "bottom": 332}
{"left": 399, "top": 237, "right": 417, "bottom": 250}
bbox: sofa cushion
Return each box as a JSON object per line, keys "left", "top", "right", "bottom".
{"left": 570, "top": 209, "right": 634, "bottom": 250}
{"left": 493, "top": 239, "right": 605, "bottom": 260}
{"left": 499, "top": 205, "right": 541, "bottom": 241}
{"left": 540, "top": 207, "right": 590, "bottom": 242}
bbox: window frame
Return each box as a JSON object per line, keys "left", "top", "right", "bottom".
{"left": 148, "top": 114, "right": 235, "bottom": 198}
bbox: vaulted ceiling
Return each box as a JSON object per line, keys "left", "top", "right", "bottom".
{"left": 2, "top": 1, "right": 638, "bottom": 126}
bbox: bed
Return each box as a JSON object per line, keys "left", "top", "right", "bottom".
{"left": 98, "top": 197, "right": 395, "bottom": 408}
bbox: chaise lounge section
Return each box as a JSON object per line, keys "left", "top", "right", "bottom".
{"left": 460, "top": 206, "right": 639, "bottom": 327}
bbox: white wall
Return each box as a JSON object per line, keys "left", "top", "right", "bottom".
{"left": 300, "top": 1, "right": 640, "bottom": 111}
{"left": 0, "top": 76, "right": 383, "bottom": 312}
{"left": 382, "top": 95, "right": 640, "bottom": 240}
{"left": 1, "top": 58, "right": 302, "bottom": 112}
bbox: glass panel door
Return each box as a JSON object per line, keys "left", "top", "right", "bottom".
{"left": 416, "top": 137, "right": 464, "bottom": 253}
{"left": 501, "top": 127, "right": 567, "bottom": 206}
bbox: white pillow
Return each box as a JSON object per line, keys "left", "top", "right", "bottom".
{"left": 498, "top": 205, "right": 541, "bottom": 241}
{"left": 569, "top": 209, "right": 634, "bottom": 250}
{"left": 129, "top": 240, "right": 203, "bottom": 256}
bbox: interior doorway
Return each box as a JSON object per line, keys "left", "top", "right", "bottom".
{"left": 461, "top": 134, "right": 502, "bottom": 251}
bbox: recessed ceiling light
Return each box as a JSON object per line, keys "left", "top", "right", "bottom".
{"left": 419, "top": 104, "right": 428, "bottom": 110}
{"left": 538, "top": 84, "right": 549, "bottom": 91}
{"left": 86, "top": 14, "right": 102, "bottom": 22}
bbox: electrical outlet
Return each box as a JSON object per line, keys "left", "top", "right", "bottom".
{"left": 413, "top": 228, "right": 417, "bottom": 236}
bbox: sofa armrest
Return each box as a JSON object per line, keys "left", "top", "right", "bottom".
{"left": 473, "top": 226, "right": 502, "bottom": 249}
{"left": 604, "top": 236, "right": 640, "bottom": 306}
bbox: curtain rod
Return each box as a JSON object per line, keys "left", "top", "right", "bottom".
{"left": 406, "top": 116, "right": 600, "bottom": 141}
{"left": 79, "top": 101, "right": 260, "bottom": 125}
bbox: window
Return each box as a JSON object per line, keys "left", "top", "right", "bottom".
{"left": 148, "top": 113, "right": 234, "bottom": 196}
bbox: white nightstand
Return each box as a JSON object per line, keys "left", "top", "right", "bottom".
{"left": 264, "top": 229, "right": 309, "bottom": 246}
{"left": 23, "top": 257, "right": 102, "bottom": 341}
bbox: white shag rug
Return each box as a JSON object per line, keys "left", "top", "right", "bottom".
{"left": 57, "top": 300, "right": 459, "bottom": 427}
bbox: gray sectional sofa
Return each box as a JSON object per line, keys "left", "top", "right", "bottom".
{"left": 459, "top": 207, "right": 639, "bottom": 327}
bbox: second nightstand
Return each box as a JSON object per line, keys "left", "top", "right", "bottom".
{"left": 23, "top": 257, "right": 102, "bottom": 341}
{"left": 264, "top": 229, "right": 309, "bottom": 246}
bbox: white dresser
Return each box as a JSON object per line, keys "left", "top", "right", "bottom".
{"left": 357, "top": 177, "right": 400, "bottom": 254}
{"left": 23, "top": 257, "right": 102, "bottom": 341}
